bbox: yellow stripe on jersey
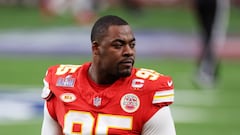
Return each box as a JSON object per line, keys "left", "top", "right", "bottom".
{"left": 152, "top": 89, "right": 174, "bottom": 104}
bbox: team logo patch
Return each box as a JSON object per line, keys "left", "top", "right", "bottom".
{"left": 60, "top": 93, "right": 76, "bottom": 103}
{"left": 120, "top": 93, "right": 140, "bottom": 113}
{"left": 56, "top": 75, "right": 75, "bottom": 87}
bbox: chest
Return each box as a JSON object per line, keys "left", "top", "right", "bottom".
{"left": 53, "top": 89, "right": 151, "bottom": 135}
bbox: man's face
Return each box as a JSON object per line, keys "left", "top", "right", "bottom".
{"left": 96, "top": 25, "right": 136, "bottom": 77}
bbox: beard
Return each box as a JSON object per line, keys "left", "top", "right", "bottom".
{"left": 116, "top": 65, "right": 132, "bottom": 78}
{"left": 119, "top": 70, "right": 131, "bottom": 77}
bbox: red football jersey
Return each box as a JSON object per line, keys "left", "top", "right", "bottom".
{"left": 42, "top": 62, "right": 174, "bottom": 135}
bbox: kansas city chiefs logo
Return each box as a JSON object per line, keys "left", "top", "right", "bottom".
{"left": 120, "top": 93, "right": 140, "bottom": 113}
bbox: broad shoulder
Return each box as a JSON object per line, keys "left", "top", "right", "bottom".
{"left": 133, "top": 67, "right": 174, "bottom": 90}
{"left": 46, "top": 64, "right": 82, "bottom": 76}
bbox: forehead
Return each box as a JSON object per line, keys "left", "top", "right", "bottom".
{"left": 106, "top": 25, "right": 134, "bottom": 40}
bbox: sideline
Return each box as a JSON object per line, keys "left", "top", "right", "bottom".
{"left": 1, "top": 28, "right": 239, "bottom": 58}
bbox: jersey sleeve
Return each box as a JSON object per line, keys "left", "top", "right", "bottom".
{"left": 41, "top": 64, "right": 83, "bottom": 119}
{"left": 134, "top": 68, "right": 174, "bottom": 108}
{"left": 151, "top": 75, "right": 174, "bottom": 108}
{"left": 41, "top": 65, "right": 57, "bottom": 100}
{"left": 40, "top": 65, "right": 60, "bottom": 121}
{"left": 41, "top": 64, "right": 82, "bottom": 100}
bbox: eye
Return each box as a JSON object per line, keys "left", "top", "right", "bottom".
{"left": 112, "top": 41, "right": 124, "bottom": 49}
{"left": 129, "top": 42, "right": 135, "bottom": 48}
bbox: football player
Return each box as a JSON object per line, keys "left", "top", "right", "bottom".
{"left": 41, "top": 15, "right": 176, "bottom": 135}
{"left": 192, "top": 0, "right": 230, "bottom": 88}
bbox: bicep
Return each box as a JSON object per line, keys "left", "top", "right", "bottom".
{"left": 41, "top": 101, "right": 63, "bottom": 135}
{"left": 142, "top": 106, "right": 176, "bottom": 135}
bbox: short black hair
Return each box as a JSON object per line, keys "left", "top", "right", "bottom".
{"left": 90, "top": 15, "right": 129, "bottom": 42}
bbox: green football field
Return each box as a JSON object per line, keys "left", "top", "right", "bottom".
{"left": 0, "top": 5, "right": 239, "bottom": 135}
{"left": 0, "top": 56, "right": 239, "bottom": 135}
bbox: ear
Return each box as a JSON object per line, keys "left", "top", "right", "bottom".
{"left": 92, "top": 41, "right": 100, "bottom": 55}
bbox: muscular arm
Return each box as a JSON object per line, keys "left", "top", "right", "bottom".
{"left": 142, "top": 106, "right": 176, "bottom": 135}
{"left": 41, "top": 102, "right": 63, "bottom": 135}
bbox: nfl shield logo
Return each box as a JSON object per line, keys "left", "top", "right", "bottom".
{"left": 93, "top": 97, "right": 102, "bottom": 107}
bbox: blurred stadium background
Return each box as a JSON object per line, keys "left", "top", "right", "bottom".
{"left": 0, "top": 0, "right": 239, "bottom": 135}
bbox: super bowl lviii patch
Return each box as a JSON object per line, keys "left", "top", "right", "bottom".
{"left": 56, "top": 75, "right": 75, "bottom": 87}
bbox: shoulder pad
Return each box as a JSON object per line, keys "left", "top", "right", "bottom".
{"left": 134, "top": 68, "right": 174, "bottom": 106}
{"left": 54, "top": 64, "right": 82, "bottom": 76}
{"left": 42, "top": 64, "right": 82, "bottom": 99}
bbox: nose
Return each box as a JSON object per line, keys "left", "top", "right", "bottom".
{"left": 123, "top": 44, "right": 135, "bottom": 57}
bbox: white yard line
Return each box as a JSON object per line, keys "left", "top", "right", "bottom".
{"left": 172, "top": 106, "right": 211, "bottom": 123}
{"left": 172, "top": 89, "right": 218, "bottom": 123}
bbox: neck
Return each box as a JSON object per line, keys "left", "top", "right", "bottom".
{"left": 88, "top": 64, "right": 118, "bottom": 85}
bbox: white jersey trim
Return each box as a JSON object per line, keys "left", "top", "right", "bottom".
{"left": 152, "top": 89, "right": 174, "bottom": 104}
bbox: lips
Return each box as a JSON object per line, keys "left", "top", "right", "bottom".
{"left": 120, "top": 59, "right": 134, "bottom": 67}
{"left": 121, "top": 62, "right": 133, "bottom": 67}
